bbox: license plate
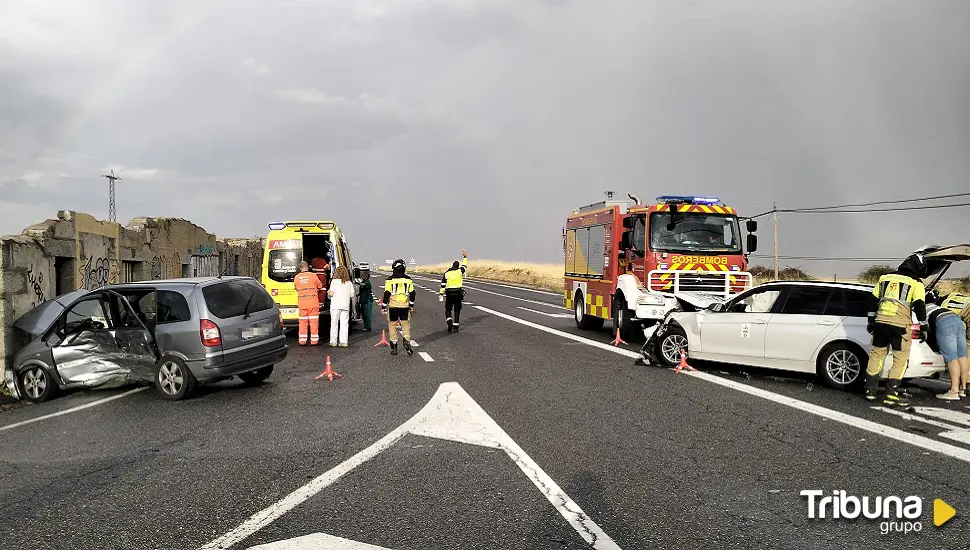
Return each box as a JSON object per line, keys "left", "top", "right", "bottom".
{"left": 242, "top": 325, "right": 271, "bottom": 340}
{"left": 280, "top": 308, "right": 299, "bottom": 317}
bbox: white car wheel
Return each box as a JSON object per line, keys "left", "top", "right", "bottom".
{"left": 817, "top": 344, "right": 864, "bottom": 390}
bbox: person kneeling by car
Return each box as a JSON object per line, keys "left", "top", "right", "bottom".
{"left": 926, "top": 291, "right": 969, "bottom": 401}
{"left": 863, "top": 253, "right": 928, "bottom": 407}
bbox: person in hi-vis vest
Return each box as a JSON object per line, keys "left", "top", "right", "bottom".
{"left": 864, "top": 253, "right": 928, "bottom": 407}
{"left": 294, "top": 261, "right": 323, "bottom": 345}
{"left": 439, "top": 249, "right": 468, "bottom": 333}
{"left": 381, "top": 259, "right": 415, "bottom": 356}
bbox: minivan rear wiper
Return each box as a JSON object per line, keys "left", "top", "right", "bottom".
{"left": 242, "top": 291, "right": 256, "bottom": 319}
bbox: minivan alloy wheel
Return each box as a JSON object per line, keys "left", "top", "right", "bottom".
{"left": 22, "top": 367, "right": 48, "bottom": 399}
{"left": 825, "top": 349, "right": 861, "bottom": 386}
{"left": 158, "top": 361, "right": 185, "bottom": 395}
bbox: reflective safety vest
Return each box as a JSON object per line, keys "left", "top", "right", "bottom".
{"left": 942, "top": 293, "right": 970, "bottom": 316}
{"left": 385, "top": 276, "right": 415, "bottom": 308}
{"left": 871, "top": 273, "right": 926, "bottom": 328}
{"left": 440, "top": 257, "right": 468, "bottom": 295}
{"left": 294, "top": 271, "right": 323, "bottom": 309}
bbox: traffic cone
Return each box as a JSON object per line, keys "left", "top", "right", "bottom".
{"left": 674, "top": 348, "right": 695, "bottom": 373}
{"left": 374, "top": 329, "right": 391, "bottom": 347}
{"left": 610, "top": 328, "right": 628, "bottom": 347}
{"left": 315, "top": 356, "right": 343, "bottom": 381}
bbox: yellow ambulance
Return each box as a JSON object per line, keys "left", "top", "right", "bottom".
{"left": 261, "top": 221, "right": 359, "bottom": 328}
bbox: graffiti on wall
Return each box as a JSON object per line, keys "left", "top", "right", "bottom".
{"left": 191, "top": 254, "right": 219, "bottom": 277}
{"left": 149, "top": 252, "right": 183, "bottom": 279}
{"left": 26, "top": 264, "right": 46, "bottom": 306}
{"left": 80, "top": 257, "right": 112, "bottom": 290}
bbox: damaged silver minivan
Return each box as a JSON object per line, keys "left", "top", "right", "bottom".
{"left": 4, "top": 277, "right": 288, "bottom": 403}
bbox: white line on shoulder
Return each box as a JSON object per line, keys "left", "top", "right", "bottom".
{"left": 474, "top": 305, "right": 970, "bottom": 464}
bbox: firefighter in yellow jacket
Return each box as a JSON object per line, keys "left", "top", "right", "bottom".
{"left": 294, "top": 261, "right": 324, "bottom": 346}
{"left": 439, "top": 249, "right": 468, "bottom": 333}
{"left": 864, "top": 253, "right": 928, "bottom": 406}
{"left": 381, "top": 259, "right": 415, "bottom": 356}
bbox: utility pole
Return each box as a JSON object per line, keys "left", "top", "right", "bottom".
{"left": 772, "top": 202, "right": 779, "bottom": 280}
{"left": 101, "top": 169, "right": 122, "bottom": 223}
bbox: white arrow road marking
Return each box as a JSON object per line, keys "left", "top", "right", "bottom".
{"left": 517, "top": 306, "right": 573, "bottom": 319}
{"left": 475, "top": 305, "right": 970, "bottom": 464}
{"left": 249, "top": 533, "right": 390, "bottom": 550}
{"left": 201, "top": 382, "right": 620, "bottom": 550}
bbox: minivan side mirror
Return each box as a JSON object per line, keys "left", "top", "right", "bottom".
{"left": 746, "top": 219, "right": 758, "bottom": 233}
{"left": 746, "top": 234, "right": 758, "bottom": 254}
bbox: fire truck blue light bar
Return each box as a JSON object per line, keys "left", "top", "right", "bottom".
{"left": 656, "top": 195, "right": 721, "bottom": 204}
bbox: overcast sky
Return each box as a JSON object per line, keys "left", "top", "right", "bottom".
{"left": 2, "top": 0, "right": 968, "bottom": 276}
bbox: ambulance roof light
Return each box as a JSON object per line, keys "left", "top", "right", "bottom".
{"left": 268, "top": 222, "right": 286, "bottom": 230}
{"left": 656, "top": 195, "right": 721, "bottom": 205}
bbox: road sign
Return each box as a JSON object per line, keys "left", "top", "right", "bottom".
{"left": 409, "top": 258, "right": 416, "bottom": 265}
{"left": 385, "top": 259, "right": 392, "bottom": 264}
{"left": 202, "top": 383, "right": 622, "bottom": 550}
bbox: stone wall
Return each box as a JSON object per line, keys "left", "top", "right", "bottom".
{"left": 0, "top": 211, "right": 264, "bottom": 375}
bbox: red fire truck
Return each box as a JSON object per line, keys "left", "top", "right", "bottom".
{"left": 564, "top": 193, "right": 758, "bottom": 338}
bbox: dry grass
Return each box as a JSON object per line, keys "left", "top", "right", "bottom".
{"left": 409, "top": 260, "right": 565, "bottom": 292}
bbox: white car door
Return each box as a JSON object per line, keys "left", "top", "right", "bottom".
{"left": 699, "top": 287, "right": 785, "bottom": 362}
{"left": 763, "top": 286, "right": 840, "bottom": 372}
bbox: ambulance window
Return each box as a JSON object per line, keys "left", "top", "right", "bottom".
{"left": 268, "top": 249, "right": 301, "bottom": 283}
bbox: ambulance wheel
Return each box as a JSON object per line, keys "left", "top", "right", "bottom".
{"left": 612, "top": 294, "right": 638, "bottom": 341}
{"left": 574, "top": 291, "right": 604, "bottom": 331}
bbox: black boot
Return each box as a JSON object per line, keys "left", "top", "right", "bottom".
{"left": 883, "top": 380, "right": 910, "bottom": 407}
{"left": 447, "top": 318, "right": 454, "bottom": 333}
{"left": 453, "top": 323, "right": 460, "bottom": 333}
{"left": 403, "top": 339, "right": 414, "bottom": 356}
{"left": 390, "top": 342, "right": 398, "bottom": 355}
{"left": 864, "top": 375, "right": 879, "bottom": 402}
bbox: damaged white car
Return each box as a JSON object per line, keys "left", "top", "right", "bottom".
{"left": 639, "top": 245, "right": 970, "bottom": 389}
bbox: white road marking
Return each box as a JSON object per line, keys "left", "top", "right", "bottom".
{"left": 0, "top": 387, "right": 147, "bottom": 434}
{"left": 249, "top": 533, "right": 390, "bottom": 549}
{"left": 876, "top": 407, "right": 970, "bottom": 446}
{"left": 202, "top": 383, "right": 620, "bottom": 550}
{"left": 475, "top": 305, "right": 970, "bottom": 464}
{"left": 410, "top": 340, "right": 419, "bottom": 347}
{"left": 418, "top": 352, "right": 434, "bottom": 362}
{"left": 517, "top": 306, "right": 573, "bottom": 319}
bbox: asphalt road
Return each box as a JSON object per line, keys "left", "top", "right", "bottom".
{"left": 1, "top": 273, "right": 968, "bottom": 550}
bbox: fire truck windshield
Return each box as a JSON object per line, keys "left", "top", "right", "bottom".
{"left": 649, "top": 212, "right": 741, "bottom": 254}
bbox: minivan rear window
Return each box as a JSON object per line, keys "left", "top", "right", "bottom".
{"left": 202, "top": 279, "right": 275, "bottom": 319}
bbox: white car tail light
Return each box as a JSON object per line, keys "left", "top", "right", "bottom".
{"left": 201, "top": 319, "right": 222, "bottom": 347}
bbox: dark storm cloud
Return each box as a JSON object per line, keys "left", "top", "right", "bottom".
{"left": 1, "top": 0, "right": 969, "bottom": 275}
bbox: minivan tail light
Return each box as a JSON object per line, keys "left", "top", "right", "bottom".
{"left": 279, "top": 310, "right": 284, "bottom": 328}
{"left": 201, "top": 319, "right": 222, "bottom": 347}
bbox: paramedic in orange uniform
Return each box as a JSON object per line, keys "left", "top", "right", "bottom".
{"left": 294, "top": 261, "right": 323, "bottom": 345}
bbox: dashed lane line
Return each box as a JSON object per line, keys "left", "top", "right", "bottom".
{"left": 474, "top": 305, "right": 970, "bottom": 464}
{"left": 418, "top": 352, "right": 434, "bottom": 362}
{"left": 0, "top": 387, "right": 148, "bottom": 434}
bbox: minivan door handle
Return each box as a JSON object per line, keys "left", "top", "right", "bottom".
{"left": 816, "top": 320, "right": 836, "bottom": 326}
{"left": 752, "top": 318, "right": 767, "bottom": 324}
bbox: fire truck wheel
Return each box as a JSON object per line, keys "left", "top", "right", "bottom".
{"left": 655, "top": 325, "right": 688, "bottom": 367}
{"left": 612, "top": 295, "right": 638, "bottom": 341}
{"left": 574, "top": 291, "right": 604, "bottom": 331}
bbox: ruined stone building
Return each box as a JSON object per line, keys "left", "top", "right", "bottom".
{"left": 0, "top": 211, "right": 264, "bottom": 373}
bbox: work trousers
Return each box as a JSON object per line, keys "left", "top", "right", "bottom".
{"left": 329, "top": 309, "right": 350, "bottom": 346}
{"left": 388, "top": 307, "right": 411, "bottom": 342}
{"left": 445, "top": 293, "right": 463, "bottom": 326}
{"left": 298, "top": 306, "right": 320, "bottom": 346}
{"left": 361, "top": 299, "right": 374, "bottom": 330}
{"left": 866, "top": 324, "right": 912, "bottom": 382}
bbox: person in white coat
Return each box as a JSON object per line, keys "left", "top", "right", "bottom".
{"left": 328, "top": 266, "right": 355, "bottom": 347}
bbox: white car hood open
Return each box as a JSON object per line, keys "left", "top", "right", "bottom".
{"left": 672, "top": 291, "right": 729, "bottom": 310}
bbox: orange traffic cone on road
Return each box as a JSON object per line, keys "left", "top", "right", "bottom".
{"left": 674, "top": 348, "right": 695, "bottom": 373}
{"left": 610, "top": 328, "right": 628, "bottom": 347}
{"left": 315, "top": 356, "right": 343, "bottom": 381}
{"left": 374, "top": 329, "right": 391, "bottom": 347}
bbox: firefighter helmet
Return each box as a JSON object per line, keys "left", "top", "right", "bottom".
{"left": 392, "top": 259, "right": 407, "bottom": 272}
{"left": 896, "top": 253, "right": 926, "bottom": 279}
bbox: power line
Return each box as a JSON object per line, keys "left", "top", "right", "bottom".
{"left": 744, "top": 194, "right": 970, "bottom": 219}
{"left": 749, "top": 254, "right": 903, "bottom": 263}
